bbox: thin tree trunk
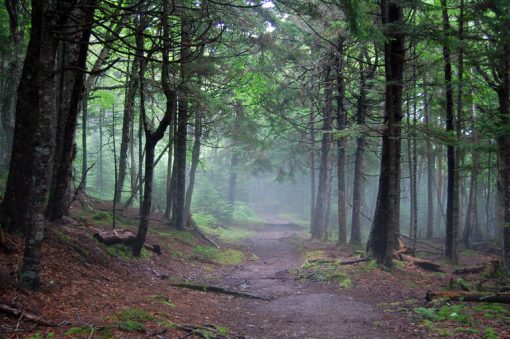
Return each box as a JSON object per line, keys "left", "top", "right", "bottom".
{"left": 309, "top": 108, "right": 316, "bottom": 228}
{"left": 335, "top": 42, "right": 347, "bottom": 245}
{"left": 97, "top": 108, "right": 104, "bottom": 191}
{"left": 366, "top": 0, "right": 405, "bottom": 267}
{"left": 81, "top": 94, "right": 88, "bottom": 191}
{"left": 115, "top": 55, "right": 139, "bottom": 203}
{"left": 164, "top": 123, "right": 174, "bottom": 219}
{"left": 312, "top": 61, "right": 334, "bottom": 240}
{"left": 184, "top": 112, "right": 202, "bottom": 225}
{"left": 424, "top": 77, "right": 435, "bottom": 240}
{"left": 441, "top": 0, "right": 459, "bottom": 264}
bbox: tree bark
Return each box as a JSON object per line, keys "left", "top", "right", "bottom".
{"left": 96, "top": 108, "right": 105, "bottom": 190}
{"left": 133, "top": 2, "right": 173, "bottom": 256}
{"left": 184, "top": 113, "right": 202, "bottom": 226}
{"left": 0, "top": 0, "right": 25, "bottom": 169}
{"left": 309, "top": 108, "right": 316, "bottom": 229}
{"left": 441, "top": 0, "right": 459, "bottom": 264}
{"left": 46, "top": 0, "right": 97, "bottom": 222}
{"left": 424, "top": 76, "right": 434, "bottom": 240}
{"left": 335, "top": 42, "right": 347, "bottom": 245}
{"left": 366, "top": 0, "right": 405, "bottom": 267}
{"left": 311, "top": 61, "right": 334, "bottom": 240}
{"left": 1, "top": 1, "right": 62, "bottom": 288}
{"left": 115, "top": 55, "right": 140, "bottom": 203}
{"left": 164, "top": 123, "right": 174, "bottom": 219}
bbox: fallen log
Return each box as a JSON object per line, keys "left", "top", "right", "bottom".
{"left": 338, "top": 257, "right": 370, "bottom": 265}
{"left": 169, "top": 282, "right": 271, "bottom": 301}
{"left": 93, "top": 229, "right": 135, "bottom": 245}
{"left": 93, "top": 229, "right": 161, "bottom": 255}
{"left": 397, "top": 233, "right": 445, "bottom": 252}
{"left": 0, "top": 304, "right": 57, "bottom": 327}
{"left": 426, "top": 290, "right": 510, "bottom": 304}
{"left": 394, "top": 253, "right": 444, "bottom": 272}
{"left": 453, "top": 260, "right": 501, "bottom": 275}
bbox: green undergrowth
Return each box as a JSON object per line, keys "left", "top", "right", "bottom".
{"left": 111, "top": 307, "right": 155, "bottom": 332}
{"left": 275, "top": 212, "right": 308, "bottom": 227}
{"left": 78, "top": 209, "right": 137, "bottom": 229}
{"left": 151, "top": 295, "right": 176, "bottom": 307}
{"left": 190, "top": 245, "right": 244, "bottom": 265}
{"left": 194, "top": 213, "right": 255, "bottom": 243}
{"left": 413, "top": 302, "right": 509, "bottom": 338}
{"left": 106, "top": 244, "right": 151, "bottom": 260}
{"left": 296, "top": 251, "right": 352, "bottom": 289}
{"left": 157, "top": 229, "right": 196, "bottom": 245}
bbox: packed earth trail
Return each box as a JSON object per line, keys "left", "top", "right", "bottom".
{"left": 206, "top": 220, "right": 409, "bottom": 338}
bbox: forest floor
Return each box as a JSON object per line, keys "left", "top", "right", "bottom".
{"left": 1, "top": 199, "right": 509, "bottom": 338}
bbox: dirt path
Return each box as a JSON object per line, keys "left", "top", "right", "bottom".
{"left": 212, "top": 224, "right": 402, "bottom": 338}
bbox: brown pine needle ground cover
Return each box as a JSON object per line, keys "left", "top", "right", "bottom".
{"left": 0, "top": 200, "right": 509, "bottom": 338}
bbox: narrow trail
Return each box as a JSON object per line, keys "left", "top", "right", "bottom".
{"left": 214, "top": 222, "right": 400, "bottom": 338}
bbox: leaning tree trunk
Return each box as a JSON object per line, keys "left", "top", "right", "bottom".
{"left": 133, "top": 3, "right": 173, "bottom": 256}
{"left": 46, "top": 1, "right": 96, "bottom": 222}
{"left": 366, "top": 0, "right": 405, "bottom": 267}
{"left": 441, "top": 0, "right": 459, "bottom": 264}
{"left": 312, "top": 61, "right": 334, "bottom": 240}
{"left": 1, "top": 1, "right": 62, "bottom": 289}
{"left": 335, "top": 42, "right": 347, "bottom": 245}
{"left": 184, "top": 112, "right": 203, "bottom": 225}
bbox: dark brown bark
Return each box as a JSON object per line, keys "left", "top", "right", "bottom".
{"left": 366, "top": 0, "right": 405, "bottom": 267}
{"left": 164, "top": 124, "right": 174, "bottom": 219}
{"left": 441, "top": 0, "right": 459, "bottom": 264}
{"left": 81, "top": 94, "right": 88, "bottom": 190}
{"left": 335, "top": 43, "right": 347, "bottom": 245}
{"left": 170, "top": 19, "right": 192, "bottom": 231}
{"left": 1, "top": 1, "right": 63, "bottom": 289}
{"left": 46, "top": 0, "right": 97, "bottom": 222}
{"left": 133, "top": 2, "right": 174, "bottom": 256}
{"left": 184, "top": 113, "right": 202, "bottom": 226}
{"left": 311, "top": 62, "right": 334, "bottom": 240}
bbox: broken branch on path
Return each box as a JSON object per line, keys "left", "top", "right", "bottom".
{"left": 169, "top": 282, "right": 272, "bottom": 300}
{"left": 0, "top": 304, "right": 57, "bottom": 327}
{"left": 426, "top": 290, "right": 510, "bottom": 303}
{"left": 187, "top": 215, "right": 220, "bottom": 249}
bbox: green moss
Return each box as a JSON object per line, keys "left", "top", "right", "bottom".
{"left": 107, "top": 244, "right": 150, "bottom": 260}
{"left": 116, "top": 319, "right": 145, "bottom": 332}
{"left": 151, "top": 295, "right": 176, "bottom": 307}
{"left": 158, "top": 230, "right": 196, "bottom": 245}
{"left": 64, "top": 327, "right": 89, "bottom": 336}
{"left": 190, "top": 245, "right": 244, "bottom": 265}
{"left": 112, "top": 307, "right": 154, "bottom": 332}
{"left": 484, "top": 327, "right": 499, "bottom": 339}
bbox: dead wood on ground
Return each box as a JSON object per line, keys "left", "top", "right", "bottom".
{"left": 0, "top": 304, "right": 57, "bottom": 327}
{"left": 426, "top": 290, "right": 510, "bottom": 303}
{"left": 169, "top": 282, "right": 271, "bottom": 300}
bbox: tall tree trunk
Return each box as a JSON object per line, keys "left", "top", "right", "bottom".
{"left": 0, "top": 0, "right": 25, "bottom": 169}
{"left": 171, "top": 20, "right": 191, "bottom": 231}
{"left": 228, "top": 102, "right": 244, "bottom": 222}
{"left": 311, "top": 61, "right": 334, "bottom": 240}
{"left": 81, "top": 94, "right": 88, "bottom": 191}
{"left": 96, "top": 108, "right": 104, "bottom": 191}
{"left": 1, "top": 1, "right": 63, "bottom": 289}
{"left": 164, "top": 123, "right": 174, "bottom": 219}
{"left": 366, "top": 0, "right": 405, "bottom": 267}
{"left": 335, "top": 42, "right": 347, "bottom": 245}
{"left": 424, "top": 77, "right": 435, "bottom": 240}
{"left": 133, "top": 2, "right": 173, "bottom": 256}
{"left": 350, "top": 48, "right": 374, "bottom": 247}
{"left": 441, "top": 0, "right": 459, "bottom": 264}
{"left": 46, "top": 1, "right": 96, "bottom": 221}
{"left": 309, "top": 108, "right": 316, "bottom": 228}
{"left": 115, "top": 56, "right": 139, "bottom": 203}
{"left": 184, "top": 112, "right": 202, "bottom": 225}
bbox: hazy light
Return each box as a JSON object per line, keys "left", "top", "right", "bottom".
{"left": 262, "top": 1, "right": 275, "bottom": 9}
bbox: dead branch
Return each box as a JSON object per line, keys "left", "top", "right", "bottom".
{"left": 187, "top": 215, "right": 220, "bottom": 249}
{"left": 0, "top": 304, "right": 57, "bottom": 327}
{"left": 169, "top": 282, "right": 272, "bottom": 300}
{"left": 397, "top": 233, "right": 445, "bottom": 252}
{"left": 426, "top": 290, "right": 510, "bottom": 303}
